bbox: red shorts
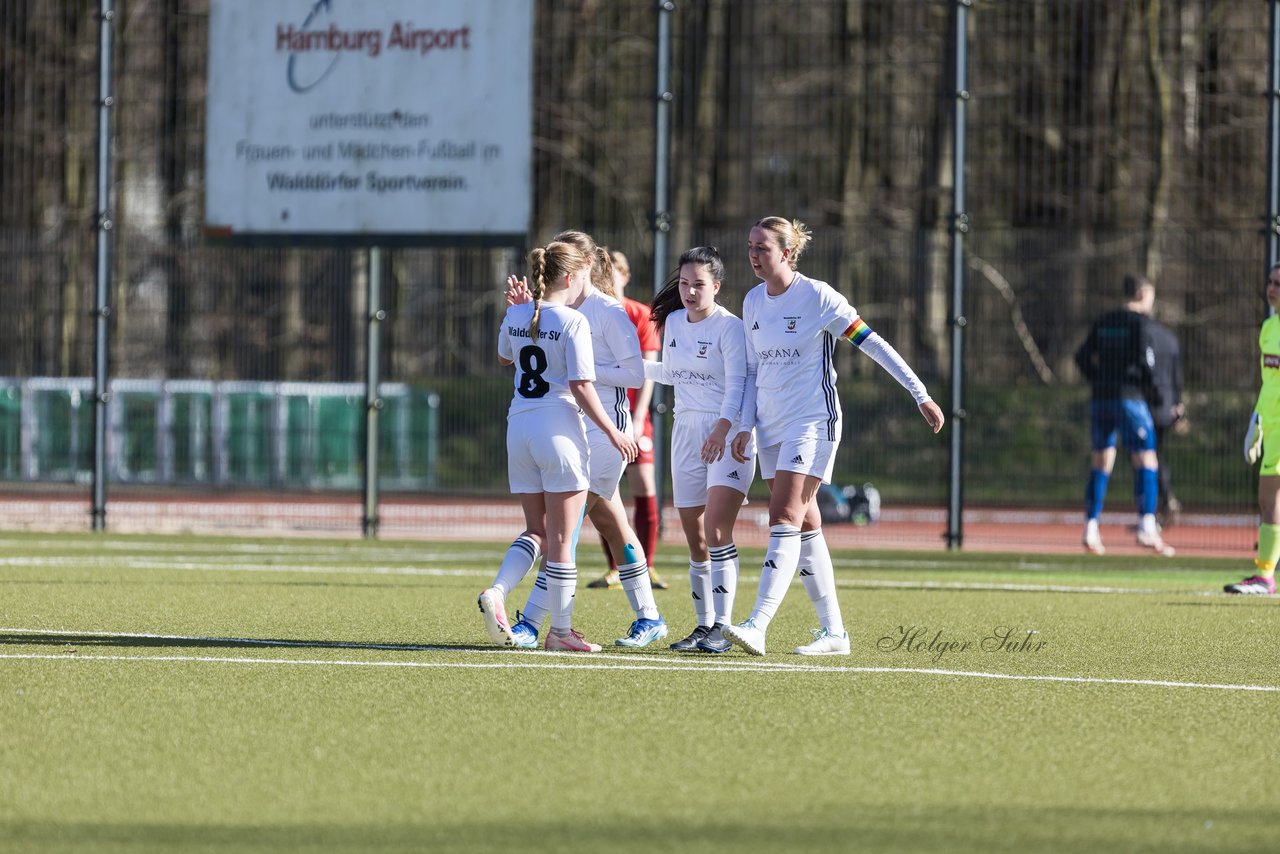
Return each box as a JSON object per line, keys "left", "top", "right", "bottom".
{"left": 634, "top": 414, "right": 654, "bottom": 466}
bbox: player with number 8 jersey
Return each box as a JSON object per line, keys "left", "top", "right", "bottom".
{"left": 506, "top": 231, "right": 669, "bottom": 650}
{"left": 476, "top": 241, "right": 638, "bottom": 654}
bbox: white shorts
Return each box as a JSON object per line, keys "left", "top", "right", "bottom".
{"left": 757, "top": 435, "right": 838, "bottom": 483}
{"left": 670, "top": 412, "right": 756, "bottom": 508}
{"left": 506, "top": 407, "right": 590, "bottom": 494}
{"left": 586, "top": 425, "right": 627, "bottom": 499}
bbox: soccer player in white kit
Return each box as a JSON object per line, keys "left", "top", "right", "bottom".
{"left": 477, "top": 242, "right": 638, "bottom": 652}
{"left": 505, "top": 231, "right": 669, "bottom": 649}
{"left": 723, "top": 217, "right": 946, "bottom": 656}
{"left": 642, "top": 246, "right": 757, "bottom": 653}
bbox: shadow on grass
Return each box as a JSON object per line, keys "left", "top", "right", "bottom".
{"left": 0, "top": 808, "right": 1278, "bottom": 854}
{"left": 0, "top": 631, "right": 491, "bottom": 654}
{"left": 1164, "top": 601, "right": 1280, "bottom": 609}
{"left": 0, "top": 578, "right": 421, "bottom": 590}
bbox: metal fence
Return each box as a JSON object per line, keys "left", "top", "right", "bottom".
{"left": 0, "top": 0, "right": 1274, "bottom": 552}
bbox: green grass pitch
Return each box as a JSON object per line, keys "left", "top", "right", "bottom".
{"left": 0, "top": 532, "right": 1276, "bottom": 853}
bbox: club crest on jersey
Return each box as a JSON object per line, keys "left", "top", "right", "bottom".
{"left": 1266, "top": 354, "right": 1280, "bottom": 369}
{"left": 697, "top": 341, "right": 711, "bottom": 357}
{"left": 785, "top": 316, "right": 800, "bottom": 333}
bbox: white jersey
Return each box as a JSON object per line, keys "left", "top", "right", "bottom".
{"left": 574, "top": 289, "right": 643, "bottom": 434}
{"left": 741, "top": 272, "right": 860, "bottom": 447}
{"left": 497, "top": 302, "right": 595, "bottom": 418}
{"left": 644, "top": 305, "right": 748, "bottom": 429}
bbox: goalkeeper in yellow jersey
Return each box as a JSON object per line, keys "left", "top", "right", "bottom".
{"left": 1230, "top": 263, "right": 1280, "bottom": 594}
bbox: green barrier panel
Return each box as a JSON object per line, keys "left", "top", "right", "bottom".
{"left": 225, "top": 390, "right": 273, "bottom": 485}
{"left": 170, "top": 390, "right": 213, "bottom": 483}
{"left": 0, "top": 385, "right": 19, "bottom": 479}
{"left": 117, "top": 391, "right": 158, "bottom": 482}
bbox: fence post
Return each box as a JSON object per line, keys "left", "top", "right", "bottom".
{"left": 1268, "top": 0, "right": 1280, "bottom": 273}
{"left": 91, "top": 0, "right": 116, "bottom": 531}
{"left": 363, "top": 247, "right": 385, "bottom": 539}
{"left": 945, "top": 0, "right": 971, "bottom": 550}
{"left": 651, "top": 0, "right": 675, "bottom": 534}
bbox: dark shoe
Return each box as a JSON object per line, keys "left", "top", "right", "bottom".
{"left": 696, "top": 623, "right": 733, "bottom": 654}
{"left": 669, "top": 625, "right": 711, "bottom": 651}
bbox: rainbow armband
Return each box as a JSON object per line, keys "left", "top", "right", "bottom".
{"left": 842, "top": 318, "right": 873, "bottom": 347}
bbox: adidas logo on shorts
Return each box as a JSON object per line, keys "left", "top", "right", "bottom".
{"left": 727, "top": 471, "right": 740, "bottom": 480}
{"left": 791, "top": 454, "right": 804, "bottom": 464}
{"left": 752, "top": 322, "right": 760, "bottom": 330}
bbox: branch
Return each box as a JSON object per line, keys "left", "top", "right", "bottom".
{"left": 967, "top": 254, "right": 1055, "bottom": 384}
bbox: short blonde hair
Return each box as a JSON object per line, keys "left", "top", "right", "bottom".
{"left": 753, "top": 216, "right": 812, "bottom": 269}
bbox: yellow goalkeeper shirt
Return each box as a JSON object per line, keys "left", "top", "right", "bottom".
{"left": 1258, "top": 315, "right": 1280, "bottom": 422}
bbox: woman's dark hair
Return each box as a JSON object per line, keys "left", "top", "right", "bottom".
{"left": 650, "top": 246, "right": 725, "bottom": 328}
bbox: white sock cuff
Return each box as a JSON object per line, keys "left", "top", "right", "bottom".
{"left": 709, "top": 543, "right": 738, "bottom": 561}
{"left": 512, "top": 535, "right": 541, "bottom": 559}
{"left": 617, "top": 559, "right": 649, "bottom": 582}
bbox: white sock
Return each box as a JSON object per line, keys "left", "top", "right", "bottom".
{"left": 688, "top": 559, "right": 713, "bottom": 627}
{"left": 749, "top": 524, "right": 802, "bottom": 631}
{"left": 491, "top": 535, "right": 540, "bottom": 598}
{"left": 618, "top": 552, "right": 660, "bottom": 620}
{"left": 708, "top": 543, "right": 738, "bottom": 626}
{"left": 1139, "top": 513, "right": 1159, "bottom": 535}
{"left": 798, "top": 529, "right": 844, "bottom": 635}
{"left": 544, "top": 561, "right": 577, "bottom": 631}
{"left": 521, "top": 567, "right": 549, "bottom": 631}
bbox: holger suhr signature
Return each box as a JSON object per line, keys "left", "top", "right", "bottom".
{"left": 877, "top": 625, "right": 1047, "bottom": 663}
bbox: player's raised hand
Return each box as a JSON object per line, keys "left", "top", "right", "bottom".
{"left": 919, "top": 400, "right": 945, "bottom": 433}
{"left": 505, "top": 275, "right": 532, "bottom": 306}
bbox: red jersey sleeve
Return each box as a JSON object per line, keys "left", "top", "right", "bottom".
{"left": 624, "top": 297, "right": 660, "bottom": 353}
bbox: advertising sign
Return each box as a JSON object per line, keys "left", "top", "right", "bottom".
{"left": 206, "top": 0, "right": 532, "bottom": 243}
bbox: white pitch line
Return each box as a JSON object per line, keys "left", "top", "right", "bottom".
{"left": 0, "top": 555, "right": 1218, "bottom": 594}
{"left": 0, "top": 627, "right": 809, "bottom": 670}
{"left": 0, "top": 653, "right": 801, "bottom": 674}
{"left": 833, "top": 578, "right": 1186, "bottom": 595}
{"left": 818, "top": 665, "right": 1280, "bottom": 693}
{"left": 0, "top": 554, "right": 1241, "bottom": 595}
{"left": 0, "top": 651, "right": 1274, "bottom": 692}
{"left": 0, "top": 556, "right": 492, "bottom": 578}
